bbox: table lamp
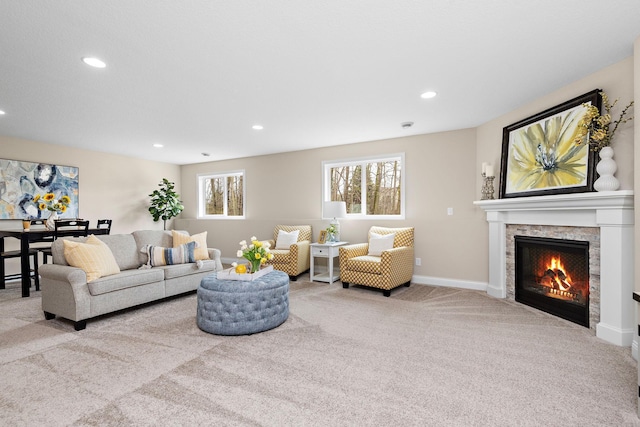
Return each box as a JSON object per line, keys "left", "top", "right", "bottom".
{"left": 323, "top": 201, "right": 347, "bottom": 242}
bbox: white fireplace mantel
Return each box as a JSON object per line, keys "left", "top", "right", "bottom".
{"left": 474, "top": 190, "right": 634, "bottom": 347}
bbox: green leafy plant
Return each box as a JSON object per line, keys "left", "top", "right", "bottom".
{"left": 148, "top": 178, "right": 184, "bottom": 230}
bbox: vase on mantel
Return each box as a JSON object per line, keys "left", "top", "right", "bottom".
{"left": 45, "top": 211, "right": 58, "bottom": 231}
{"left": 593, "top": 146, "right": 620, "bottom": 192}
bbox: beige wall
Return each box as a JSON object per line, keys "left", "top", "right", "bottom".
{"left": 1, "top": 55, "right": 634, "bottom": 289}
{"left": 476, "top": 56, "right": 635, "bottom": 197}
{"left": 177, "top": 128, "right": 489, "bottom": 284}
{"left": 1, "top": 135, "right": 180, "bottom": 274}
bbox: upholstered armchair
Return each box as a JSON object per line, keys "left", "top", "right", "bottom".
{"left": 264, "top": 225, "right": 312, "bottom": 281}
{"left": 339, "top": 226, "right": 414, "bottom": 297}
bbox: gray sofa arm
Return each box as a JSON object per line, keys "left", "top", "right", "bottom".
{"left": 39, "top": 263, "right": 88, "bottom": 286}
{"left": 207, "top": 248, "right": 223, "bottom": 271}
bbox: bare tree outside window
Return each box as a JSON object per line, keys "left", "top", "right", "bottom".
{"left": 325, "top": 155, "right": 403, "bottom": 217}
{"left": 226, "top": 175, "right": 243, "bottom": 216}
{"left": 198, "top": 171, "right": 245, "bottom": 218}
{"left": 205, "top": 177, "right": 224, "bottom": 215}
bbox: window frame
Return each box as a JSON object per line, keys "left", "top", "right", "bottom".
{"left": 197, "top": 170, "right": 245, "bottom": 219}
{"left": 322, "top": 153, "right": 405, "bottom": 220}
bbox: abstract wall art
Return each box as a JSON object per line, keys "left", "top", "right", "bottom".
{"left": 0, "top": 159, "right": 79, "bottom": 219}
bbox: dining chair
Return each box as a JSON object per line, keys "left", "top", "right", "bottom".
{"left": 96, "top": 219, "right": 112, "bottom": 234}
{"left": 0, "top": 233, "right": 40, "bottom": 291}
{"left": 41, "top": 219, "right": 90, "bottom": 264}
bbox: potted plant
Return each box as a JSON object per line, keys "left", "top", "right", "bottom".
{"left": 574, "top": 91, "right": 634, "bottom": 191}
{"left": 148, "top": 178, "right": 184, "bottom": 230}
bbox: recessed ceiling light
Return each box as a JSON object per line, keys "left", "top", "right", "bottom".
{"left": 252, "top": 125, "right": 264, "bottom": 130}
{"left": 420, "top": 91, "right": 437, "bottom": 99}
{"left": 82, "top": 57, "right": 106, "bottom": 68}
{"left": 0, "top": 110, "right": 5, "bottom": 115}
{"left": 153, "top": 143, "right": 164, "bottom": 148}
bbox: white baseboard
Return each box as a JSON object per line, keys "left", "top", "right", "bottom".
{"left": 410, "top": 275, "right": 487, "bottom": 292}
{"left": 221, "top": 260, "right": 489, "bottom": 293}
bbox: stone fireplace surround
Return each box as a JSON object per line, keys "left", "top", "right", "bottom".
{"left": 474, "top": 190, "right": 634, "bottom": 347}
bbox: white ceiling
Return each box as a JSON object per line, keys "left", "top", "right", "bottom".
{"left": 1, "top": 1, "right": 639, "bottom": 165}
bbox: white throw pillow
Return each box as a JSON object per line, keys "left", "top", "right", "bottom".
{"left": 368, "top": 232, "right": 395, "bottom": 256}
{"left": 275, "top": 229, "right": 300, "bottom": 250}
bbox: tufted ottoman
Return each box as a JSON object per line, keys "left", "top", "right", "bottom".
{"left": 196, "top": 270, "right": 289, "bottom": 335}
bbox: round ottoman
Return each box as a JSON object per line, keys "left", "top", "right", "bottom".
{"left": 197, "top": 270, "right": 289, "bottom": 335}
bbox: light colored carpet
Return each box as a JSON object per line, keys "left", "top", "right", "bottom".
{"left": 0, "top": 278, "right": 638, "bottom": 426}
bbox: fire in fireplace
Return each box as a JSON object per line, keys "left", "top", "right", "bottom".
{"left": 514, "top": 236, "right": 589, "bottom": 327}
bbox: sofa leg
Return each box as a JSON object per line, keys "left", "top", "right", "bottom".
{"left": 342, "top": 282, "right": 349, "bottom": 289}
{"left": 289, "top": 275, "right": 298, "bottom": 282}
{"left": 44, "top": 311, "right": 55, "bottom": 320}
{"left": 383, "top": 290, "right": 391, "bottom": 297}
{"left": 74, "top": 320, "right": 87, "bottom": 331}
{"left": 404, "top": 281, "right": 411, "bottom": 287}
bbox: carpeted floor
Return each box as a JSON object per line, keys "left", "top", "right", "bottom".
{"left": 0, "top": 278, "right": 638, "bottom": 426}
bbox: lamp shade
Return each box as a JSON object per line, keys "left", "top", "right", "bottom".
{"left": 324, "top": 201, "right": 347, "bottom": 219}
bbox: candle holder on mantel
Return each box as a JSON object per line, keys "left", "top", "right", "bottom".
{"left": 481, "top": 172, "right": 495, "bottom": 200}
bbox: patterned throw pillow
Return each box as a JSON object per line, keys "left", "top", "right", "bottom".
{"left": 63, "top": 235, "right": 121, "bottom": 282}
{"left": 172, "top": 230, "right": 209, "bottom": 260}
{"left": 143, "top": 241, "right": 197, "bottom": 267}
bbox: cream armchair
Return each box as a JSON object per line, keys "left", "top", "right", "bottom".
{"left": 264, "top": 225, "right": 312, "bottom": 281}
{"left": 339, "top": 226, "right": 414, "bottom": 297}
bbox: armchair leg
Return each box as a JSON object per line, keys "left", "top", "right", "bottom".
{"left": 289, "top": 275, "right": 298, "bottom": 282}
{"left": 383, "top": 290, "right": 391, "bottom": 297}
{"left": 44, "top": 311, "right": 55, "bottom": 320}
{"left": 404, "top": 281, "right": 411, "bottom": 287}
{"left": 342, "top": 282, "right": 349, "bottom": 289}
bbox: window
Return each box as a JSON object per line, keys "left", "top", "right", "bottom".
{"left": 323, "top": 154, "right": 404, "bottom": 219}
{"left": 198, "top": 171, "right": 244, "bottom": 218}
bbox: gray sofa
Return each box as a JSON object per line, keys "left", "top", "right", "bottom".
{"left": 38, "top": 230, "right": 223, "bottom": 330}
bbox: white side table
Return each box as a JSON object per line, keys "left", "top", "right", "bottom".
{"left": 310, "top": 241, "right": 348, "bottom": 283}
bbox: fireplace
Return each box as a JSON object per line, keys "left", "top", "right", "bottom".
{"left": 474, "top": 191, "right": 634, "bottom": 347}
{"left": 515, "top": 236, "right": 589, "bottom": 327}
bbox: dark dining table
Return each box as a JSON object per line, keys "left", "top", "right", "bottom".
{"left": 0, "top": 228, "right": 109, "bottom": 297}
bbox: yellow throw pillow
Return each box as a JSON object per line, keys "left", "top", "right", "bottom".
{"left": 63, "top": 235, "right": 121, "bottom": 282}
{"left": 172, "top": 230, "right": 210, "bottom": 260}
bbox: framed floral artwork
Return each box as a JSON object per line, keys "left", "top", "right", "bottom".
{"left": 499, "top": 89, "right": 601, "bottom": 199}
{"left": 0, "top": 159, "right": 79, "bottom": 219}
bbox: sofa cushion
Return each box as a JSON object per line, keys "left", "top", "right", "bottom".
{"left": 159, "top": 259, "right": 218, "bottom": 280}
{"left": 172, "top": 230, "right": 210, "bottom": 260}
{"left": 87, "top": 268, "right": 165, "bottom": 296}
{"left": 132, "top": 230, "right": 174, "bottom": 265}
{"left": 95, "top": 234, "right": 141, "bottom": 270}
{"left": 143, "top": 241, "right": 197, "bottom": 267}
{"left": 63, "top": 235, "right": 121, "bottom": 282}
